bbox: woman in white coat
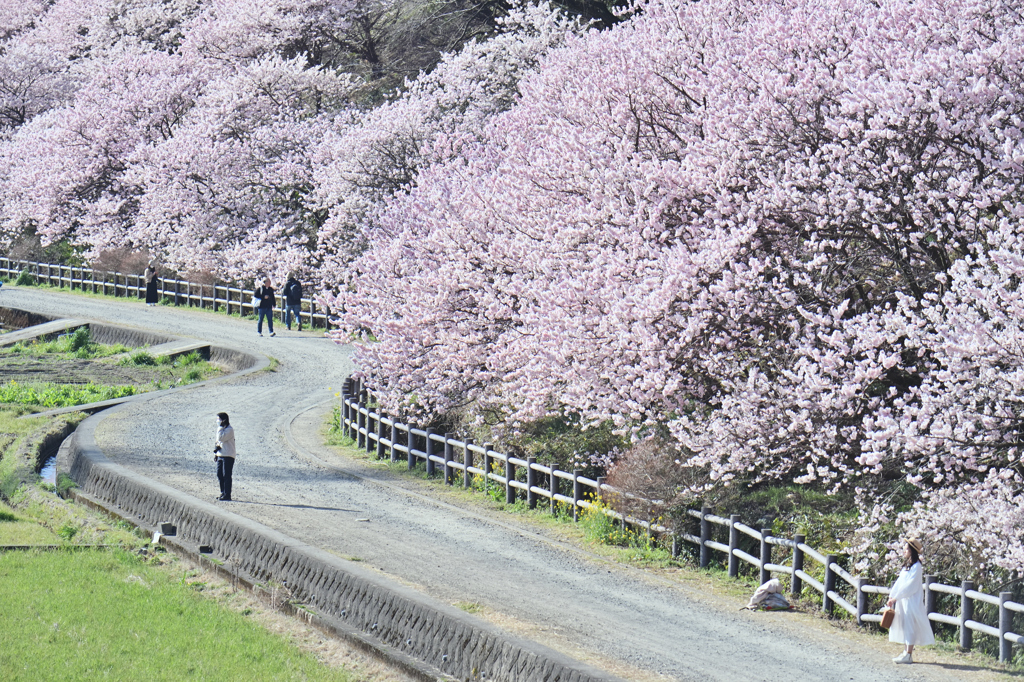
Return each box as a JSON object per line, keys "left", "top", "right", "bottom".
{"left": 887, "top": 538, "right": 934, "bottom": 664}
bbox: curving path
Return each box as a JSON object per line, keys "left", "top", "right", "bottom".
{"left": 3, "top": 286, "right": 1002, "bottom": 682}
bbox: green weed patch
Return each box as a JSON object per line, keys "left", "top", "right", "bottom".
{"left": 0, "top": 381, "right": 137, "bottom": 408}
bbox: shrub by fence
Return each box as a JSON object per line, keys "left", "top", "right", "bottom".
{"left": 0, "top": 258, "right": 329, "bottom": 330}
{"left": 342, "top": 377, "right": 1024, "bottom": 663}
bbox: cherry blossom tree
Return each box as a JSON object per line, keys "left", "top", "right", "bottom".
{"left": 123, "top": 55, "right": 356, "bottom": 280}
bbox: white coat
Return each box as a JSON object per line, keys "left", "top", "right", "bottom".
{"left": 889, "top": 561, "right": 935, "bottom": 646}
{"left": 216, "top": 424, "right": 236, "bottom": 458}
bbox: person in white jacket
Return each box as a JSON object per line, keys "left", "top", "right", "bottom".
{"left": 213, "top": 412, "right": 236, "bottom": 501}
{"left": 887, "top": 538, "right": 934, "bottom": 664}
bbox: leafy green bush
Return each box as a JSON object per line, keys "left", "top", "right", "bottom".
{"left": 178, "top": 351, "right": 203, "bottom": 366}
{"left": 66, "top": 327, "right": 90, "bottom": 352}
{"left": 184, "top": 367, "right": 203, "bottom": 382}
{"left": 57, "top": 523, "right": 79, "bottom": 541}
{"left": 56, "top": 473, "right": 78, "bottom": 498}
{"left": 483, "top": 414, "right": 627, "bottom": 475}
{"left": 120, "top": 350, "right": 156, "bottom": 366}
{"left": 15, "top": 270, "right": 35, "bottom": 286}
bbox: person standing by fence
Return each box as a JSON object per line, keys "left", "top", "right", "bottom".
{"left": 144, "top": 265, "right": 159, "bottom": 305}
{"left": 254, "top": 277, "right": 276, "bottom": 337}
{"left": 213, "top": 412, "right": 236, "bottom": 501}
{"left": 887, "top": 538, "right": 934, "bottom": 664}
{"left": 284, "top": 275, "right": 302, "bottom": 331}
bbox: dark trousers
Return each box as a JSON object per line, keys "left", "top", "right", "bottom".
{"left": 257, "top": 308, "right": 274, "bottom": 333}
{"left": 216, "top": 456, "right": 235, "bottom": 499}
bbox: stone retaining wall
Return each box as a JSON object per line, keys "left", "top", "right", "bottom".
{"left": 88, "top": 322, "right": 175, "bottom": 350}
{"left": 0, "top": 306, "right": 51, "bottom": 330}
{"left": 63, "top": 411, "right": 623, "bottom": 682}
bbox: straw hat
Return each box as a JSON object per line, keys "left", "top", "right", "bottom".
{"left": 905, "top": 538, "right": 923, "bottom": 554}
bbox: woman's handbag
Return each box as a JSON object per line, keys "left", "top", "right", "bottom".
{"left": 880, "top": 607, "right": 896, "bottom": 629}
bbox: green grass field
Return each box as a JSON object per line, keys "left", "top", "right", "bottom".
{"left": 0, "top": 548, "right": 356, "bottom": 682}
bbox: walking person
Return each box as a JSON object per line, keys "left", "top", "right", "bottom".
{"left": 144, "top": 265, "right": 159, "bottom": 305}
{"left": 284, "top": 274, "right": 302, "bottom": 331}
{"left": 887, "top": 538, "right": 934, "bottom": 664}
{"left": 254, "top": 277, "right": 276, "bottom": 336}
{"left": 213, "top": 412, "right": 236, "bottom": 501}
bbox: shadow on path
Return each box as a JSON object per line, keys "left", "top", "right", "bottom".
{"left": 227, "top": 499, "right": 359, "bottom": 513}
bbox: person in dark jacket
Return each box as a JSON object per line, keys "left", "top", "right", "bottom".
{"left": 254, "top": 277, "right": 276, "bottom": 336}
{"left": 284, "top": 275, "right": 302, "bottom": 331}
{"left": 144, "top": 266, "right": 159, "bottom": 305}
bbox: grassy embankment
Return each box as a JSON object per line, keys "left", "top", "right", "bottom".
{"left": 0, "top": 546, "right": 362, "bottom": 681}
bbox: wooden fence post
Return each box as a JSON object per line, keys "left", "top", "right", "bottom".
{"left": 390, "top": 417, "right": 398, "bottom": 463}
{"left": 728, "top": 515, "right": 740, "bottom": 578}
{"left": 425, "top": 428, "right": 436, "bottom": 477}
{"left": 856, "top": 577, "right": 867, "bottom": 625}
{"left": 356, "top": 393, "right": 366, "bottom": 449}
{"left": 505, "top": 458, "right": 515, "bottom": 504}
{"left": 407, "top": 426, "right": 416, "bottom": 470}
{"left": 960, "top": 580, "right": 974, "bottom": 651}
{"left": 443, "top": 433, "right": 453, "bottom": 485}
{"left": 365, "top": 399, "right": 375, "bottom": 455}
{"left": 377, "top": 414, "right": 387, "bottom": 460}
{"left": 482, "top": 444, "right": 492, "bottom": 493}
{"left": 1000, "top": 592, "right": 1013, "bottom": 663}
{"left": 341, "top": 392, "right": 350, "bottom": 440}
{"left": 572, "top": 469, "right": 582, "bottom": 522}
{"left": 759, "top": 528, "right": 772, "bottom": 585}
{"left": 463, "top": 438, "right": 474, "bottom": 488}
{"left": 527, "top": 457, "right": 537, "bottom": 509}
{"left": 925, "top": 574, "right": 937, "bottom": 635}
{"left": 699, "top": 506, "right": 711, "bottom": 569}
{"left": 792, "top": 534, "right": 805, "bottom": 595}
{"left": 549, "top": 463, "right": 559, "bottom": 514}
{"left": 823, "top": 554, "right": 838, "bottom": 615}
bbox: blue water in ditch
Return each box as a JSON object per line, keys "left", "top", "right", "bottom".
{"left": 40, "top": 455, "right": 56, "bottom": 486}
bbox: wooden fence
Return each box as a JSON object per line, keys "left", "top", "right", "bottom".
{"left": 342, "top": 377, "right": 1024, "bottom": 663}
{"left": 0, "top": 258, "right": 329, "bottom": 329}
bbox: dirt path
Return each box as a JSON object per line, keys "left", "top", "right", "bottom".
{"left": 2, "top": 286, "right": 1014, "bottom": 682}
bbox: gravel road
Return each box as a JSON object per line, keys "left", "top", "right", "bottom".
{"left": 2, "top": 286, "right": 1007, "bottom": 682}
